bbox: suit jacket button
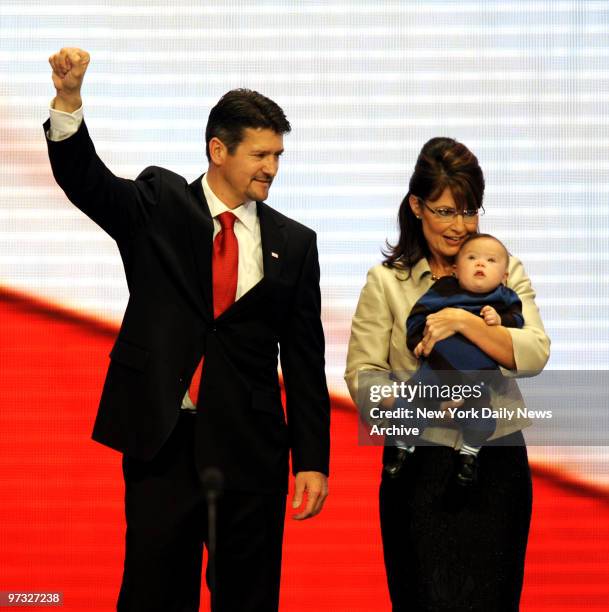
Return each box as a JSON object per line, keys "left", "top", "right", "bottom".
{"left": 211, "top": 326, "right": 217, "bottom": 333}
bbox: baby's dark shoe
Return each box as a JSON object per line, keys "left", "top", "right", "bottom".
{"left": 455, "top": 453, "right": 478, "bottom": 487}
{"left": 383, "top": 447, "right": 412, "bottom": 479}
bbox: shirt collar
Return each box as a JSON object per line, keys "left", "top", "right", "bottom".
{"left": 202, "top": 174, "right": 258, "bottom": 232}
{"left": 392, "top": 257, "right": 433, "bottom": 286}
{"left": 412, "top": 257, "right": 432, "bottom": 282}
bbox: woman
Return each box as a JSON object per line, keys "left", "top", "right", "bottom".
{"left": 345, "top": 137, "right": 550, "bottom": 611}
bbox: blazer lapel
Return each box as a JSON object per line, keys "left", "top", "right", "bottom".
{"left": 187, "top": 175, "right": 214, "bottom": 317}
{"left": 258, "top": 201, "right": 286, "bottom": 285}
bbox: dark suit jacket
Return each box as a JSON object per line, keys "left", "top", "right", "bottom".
{"left": 44, "top": 119, "right": 330, "bottom": 493}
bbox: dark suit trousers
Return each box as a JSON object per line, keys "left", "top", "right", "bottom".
{"left": 117, "top": 412, "right": 287, "bottom": 612}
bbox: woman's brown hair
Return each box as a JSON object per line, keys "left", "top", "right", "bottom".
{"left": 383, "top": 137, "right": 485, "bottom": 271}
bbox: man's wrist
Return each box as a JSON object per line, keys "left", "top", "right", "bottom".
{"left": 52, "top": 93, "right": 82, "bottom": 113}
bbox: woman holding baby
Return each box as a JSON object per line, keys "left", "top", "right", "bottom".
{"left": 345, "top": 137, "right": 550, "bottom": 610}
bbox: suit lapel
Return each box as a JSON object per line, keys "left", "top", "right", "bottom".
{"left": 258, "top": 201, "right": 286, "bottom": 285}
{"left": 187, "top": 179, "right": 287, "bottom": 321}
{"left": 187, "top": 175, "right": 214, "bottom": 318}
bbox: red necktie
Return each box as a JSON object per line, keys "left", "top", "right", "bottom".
{"left": 188, "top": 211, "right": 238, "bottom": 406}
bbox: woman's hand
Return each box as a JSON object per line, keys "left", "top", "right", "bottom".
{"left": 414, "top": 308, "right": 475, "bottom": 357}
{"left": 415, "top": 307, "right": 516, "bottom": 369}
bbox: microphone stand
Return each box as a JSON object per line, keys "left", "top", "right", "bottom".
{"left": 202, "top": 467, "right": 224, "bottom": 611}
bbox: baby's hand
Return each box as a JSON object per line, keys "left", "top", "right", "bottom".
{"left": 480, "top": 305, "right": 500, "bottom": 326}
{"left": 414, "top": 341, "right": 424, "bottom": 358}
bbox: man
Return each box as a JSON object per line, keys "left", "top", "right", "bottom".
{"left": 45, "top": 47, "right": 330, "bottom": 612}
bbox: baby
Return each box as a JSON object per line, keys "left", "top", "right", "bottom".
{"left": 386, "top": 234, "right": 523, "bottom": 485}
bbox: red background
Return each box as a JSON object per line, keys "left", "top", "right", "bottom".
{"left": 1, "top": 288, "right": 608, "bottom": 610}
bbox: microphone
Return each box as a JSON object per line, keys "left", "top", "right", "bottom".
{"left": 202, "top": 467, "right": 224, "bottom": 502}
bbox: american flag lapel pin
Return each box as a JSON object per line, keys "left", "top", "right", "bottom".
{"left": 271, "top": 251, "right": 279, "bottom": 259}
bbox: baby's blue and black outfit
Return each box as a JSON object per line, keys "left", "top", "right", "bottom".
{"left": 405, "top": 276, "right": 523, "bottom": 446}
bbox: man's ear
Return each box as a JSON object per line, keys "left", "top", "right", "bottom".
{"left": 502, "top": 271, "right": 509, "bottom": 285}
{"left": 208, "top": 137, "right": 227, "bottom": 166}
{"left": 409, "top": 195, "right": 422, "bottom": 219}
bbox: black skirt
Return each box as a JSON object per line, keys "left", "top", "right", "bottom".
{"left": 379, "top": 431, "right": 532, "bottom": 612}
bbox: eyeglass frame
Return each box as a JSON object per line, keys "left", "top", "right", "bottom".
{"left": 415, "top": 197, "right": 484, "bottom": 224}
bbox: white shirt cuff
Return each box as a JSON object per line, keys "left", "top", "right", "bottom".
{"left": 47, "top": 100, "right": 84, "bottom": 142}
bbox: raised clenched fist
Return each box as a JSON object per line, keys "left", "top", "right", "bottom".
{"left": 49, "top": 47, "right": 90, "bottom": 112}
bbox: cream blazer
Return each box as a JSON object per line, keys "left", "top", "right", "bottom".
{"left": 345, "top": 256, "right": 551, "bottom": 449}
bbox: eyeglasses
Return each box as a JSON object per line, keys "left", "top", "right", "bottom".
{"left": 417, "top": 198, "right": 483, "bottom": 224}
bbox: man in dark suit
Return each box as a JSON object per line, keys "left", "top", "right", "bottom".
{"left": 45, "top": 47, "right": 330, "bottom": 612}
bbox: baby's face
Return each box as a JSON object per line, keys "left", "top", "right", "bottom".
{"left": 455, "top": 237, "right": 509, "bottom": 293}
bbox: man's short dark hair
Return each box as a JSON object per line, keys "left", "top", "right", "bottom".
{"left": 205, "top": 89, "right": 291, "bottom": 161}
